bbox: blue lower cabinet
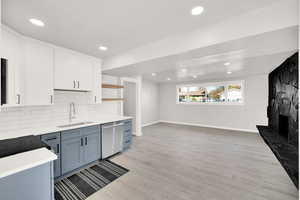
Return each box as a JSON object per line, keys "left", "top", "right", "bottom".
{"left": 61, "top": 126, "right": 101, "bottom": 175}
{"left": 82, "top": 126, "right": 101, "bottom": 164}
{"left": 123, "top": 120, "right": 133, "bottom": 150}
{"left": 61, "top": 129, "right": 83, "bottom": 175}
{"left": 41, "top": 132, "right": 61, "bottom": 178}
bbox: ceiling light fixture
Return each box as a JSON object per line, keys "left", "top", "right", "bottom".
{"left": 99, "top": 45, "right": 108, "bottom": 51}
{"left": 29, "top": 18, "right": 45, "bottom": 27}
{"left": 167, "top": 77, "right": 171, "bottom": 81}
{"left": 227, "top": 71, "right": 232, "bottom": 74}
{"left": 224, "top": 62, "right": 231, "bottom": 66}
{"left": 151, "top": 73, "right": 157, "bottom": 76}
{"left": 191, "top": 6, "right": 204, "bottom": 16}
{"left": 181, "top": 68, "right": 187, "bottom": 73}
{"left": 193, "top": 75, "right": 197, "bottom": 79}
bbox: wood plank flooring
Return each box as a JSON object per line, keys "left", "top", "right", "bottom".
{"left": 88, "top": 123, "right": 298, "bottom": 200}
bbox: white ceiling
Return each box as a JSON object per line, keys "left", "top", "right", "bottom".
{"left": 104, "top": 27, "right": 298, "bottom": 83}
{"left": 2, "top": 0, "right": 279, "bottom": 58}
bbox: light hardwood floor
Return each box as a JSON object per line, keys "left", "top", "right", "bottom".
{"left": 88, "top": 123, "right": 298, "bottom": 200}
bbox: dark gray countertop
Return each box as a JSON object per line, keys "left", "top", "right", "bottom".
{"left": 0, "top": 135, "right": 50, "bottom": 158}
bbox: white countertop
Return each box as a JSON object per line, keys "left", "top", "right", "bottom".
{"left": 0, "top": 115, "right": 132, "bottom": 179}
{"left": 0, "top": 148, "right": 57, "bottom": 179}
{"left": 0, "top": 115, "right": 133, "bottom": 140}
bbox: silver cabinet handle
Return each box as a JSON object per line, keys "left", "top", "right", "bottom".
{"left": 85, "top": 137, "right": 87, "bottom": 145}
{"left": 73, "top": 80, "right": 76, "bottom": 88}
{"left": 57, "top": 144, "right": 60, "bottom": 154}
{"left": 50, "top": 95, "right": 53, "bottom": 104}
{"left": 77, "top": 81, "right": 80, "bottom": 89}
{"left": 81, "top": 138, "right": 84, "bottom": 146}
{"left": 94, "top": 96, "right": 97, "bottom": 103}
{"left": 17, "top": 94, "right": 21, "bottom": 104}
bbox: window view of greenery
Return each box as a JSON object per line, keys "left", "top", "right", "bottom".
{"left": 178, "top": 82, "right": 242, "bottom": 104}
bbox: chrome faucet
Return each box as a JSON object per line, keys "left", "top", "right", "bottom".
{"left": 69, "top": 102, "right": 76, "bottom": 123}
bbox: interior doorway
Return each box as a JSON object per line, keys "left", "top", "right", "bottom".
{"left": 121, "top": 77, "right": 142, "bottom": 136}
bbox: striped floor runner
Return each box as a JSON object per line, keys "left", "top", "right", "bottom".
{"left": 54, "top": 160, "right": 129, "bottom": 200}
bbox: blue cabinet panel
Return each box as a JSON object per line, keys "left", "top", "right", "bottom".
{"left": 82, "top": 125, "right": 101, "bottom": 164}
{"left": 61, "top": 129, "right": 83, "bottom": 175}
{"left": 40, "top": 132, "right": 61, "bottom": 178}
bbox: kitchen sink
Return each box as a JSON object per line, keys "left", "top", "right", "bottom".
{"left": 57, "top": 121, "right": 95, "bottom": 128}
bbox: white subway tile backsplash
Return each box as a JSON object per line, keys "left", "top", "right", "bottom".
{"left": 0, "top": 90, "right": 121, "bottom": 134}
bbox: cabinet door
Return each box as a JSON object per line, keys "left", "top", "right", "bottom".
{"left": 1, "top": 27, "right": 25, "bottom": 106}
{"left": 51, "top": 143, "right": 61, "bottom": 178}
{"left": 91, "top": 59, "right": 102, "bottom": 104}
{"left": 54, "top": 48, "right": 93, "bottom": 91}
{"left": 54, "top": 48, "right": 80, "bottom": 91}
{"left": 40, "top": 132, "right": 61, "bottom": 178}
{"left": 77, "top": 56, "right": 93, "bottom": 91}
{"left": 23, "top": 39, "right": 54, "bottom": 105}
{"left": 101, "top": 123, "right": 114, "bottom": 159}
{"left": 61, "top": 132, "right": 83, "bottom": 174}
{"left": 83, "top": 131, "right": 101, "bottom": 164}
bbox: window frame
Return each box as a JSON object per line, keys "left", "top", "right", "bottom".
{"left": 176, "top": 80, "right": 245, "bottom": 105}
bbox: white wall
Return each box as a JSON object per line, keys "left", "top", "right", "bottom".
{"left": 124, "top": 81, "right": 136, "bottom": 130}
{"left": 158, "top": 75, "right": 268, "bottom": 132}
{"left": 141, "top": 79, "right": 160, "bottom": 126}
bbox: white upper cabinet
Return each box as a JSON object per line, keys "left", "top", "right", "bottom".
{"left": 1, "top": 27, "right": 54, "bottom": 106}
{"left": 1, "top": 27, "right": 25, "bottom": 106}
{"left": 54, "top": 48, "right": 93, "bottom": 91}
{"left": 91, "top": 59, "right": 102, "bottom": 104}
{"left": 23, "top": 38, "right": 54, "bottom": 105}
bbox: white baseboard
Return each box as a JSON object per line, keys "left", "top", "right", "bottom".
{"left": 142, "top": 121, "right": 160, "bottom": 127}
{"left": 158, "top": 120, "right": 259, "bottom": 133}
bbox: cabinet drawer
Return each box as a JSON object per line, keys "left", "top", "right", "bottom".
{"left": 124, "top": 135, "right": 132, "bottom": 143}
{"left": 41, "top": 132, "right": 60, "bottom": 143}
{"left": 123, "top": 139, "right": 131, "bottom": 150}
{"left": 124, "top": 129, "right": 132, "bottom": 138}
{"left": 124, "top": 120, "right": 132, "bottom": 130}
{"left": 61, "top": 129, "right": 81, "bottom": 141}
{"left": 82, "top": 125, "right": 100, "bottom": 136}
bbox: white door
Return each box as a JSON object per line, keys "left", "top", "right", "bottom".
{"left": 23, "top": 39, "right": 54, "bottom": 105}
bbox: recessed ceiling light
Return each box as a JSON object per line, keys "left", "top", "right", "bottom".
{"left": 227, "top": 71, "right": 232, "bottom": 74}
{"left": 167, "top": 77, "right": 171, "bottom": 81}
{"left": 29, "top": 18, "right": 45, "bottom": 27}
{"left": 181, "top": 68, "right": 187, "bottom": 73}
{"left": 99, "top": 45, "right": 108, "bottom": 51}
{"left": 192, "top": 75, "right": 197, "bottom": 79}
{"left": 191, "top": 6, "right": 204, "bottom": 16}
{"left": 151, "top": 73, "right": 157, "bottom": 76}
{"left": 224, "top": 62, "right": 231, "bottom": 66}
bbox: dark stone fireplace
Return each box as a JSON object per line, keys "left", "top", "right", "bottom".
{"left": 279, "top": 114, "right": 289, "bottom": 140}
{"left": 257, "top": 52, "right": 298, "bottom": 188}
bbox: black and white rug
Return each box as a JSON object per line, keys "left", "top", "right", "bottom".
{"left": 54, "top": 160, "right": 129, "bottom": 200}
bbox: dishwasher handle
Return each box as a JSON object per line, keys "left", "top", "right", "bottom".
{"left": 102, "top": 123, "right": 124, "bottom": 129}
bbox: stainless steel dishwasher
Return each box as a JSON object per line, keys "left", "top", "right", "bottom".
{"left": 102, "top": 122, "right": 124, "bottom": 159}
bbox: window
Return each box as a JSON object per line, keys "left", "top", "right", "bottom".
{"left": 177, "top": 81, "right": 244, "bottom": 104}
